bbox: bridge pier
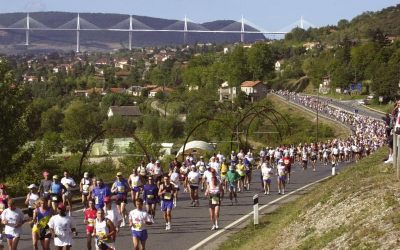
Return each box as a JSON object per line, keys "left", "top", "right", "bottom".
{"left": 183, "top": 15, "right": 188, "bottom": 44}
{"left": 129, "top": 15, "right": 133, "bottom": 50}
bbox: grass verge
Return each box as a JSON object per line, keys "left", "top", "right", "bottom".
{"left": 219, "top": 148, "right": 399, "bottom": 250}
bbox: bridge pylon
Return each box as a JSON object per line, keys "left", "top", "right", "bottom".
{"left": 76, "top": 13, "right": 80, "bottom": 53}
{"left": 240, "top": 15, "right": 245, "bottom": 43}
{"left": 25, "top": 13, "right": 30, "bottom": 46}
{"left": 183, "top": 15, "right": 188, "bottom": 44}
{"left": 129, "top": 15, "right": 133, "bottom": 50}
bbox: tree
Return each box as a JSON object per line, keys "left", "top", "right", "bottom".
{"left": 62, "top": 100, "right": 104, "bottom": 153}
{"left": 40, "top": 105, "right": 64, "bottom": 134}
{"left": 247, "top": 43, "right": 275, "bottom": 81}
{"left": 0, "top": 79, "right": 28, "bottom": 177}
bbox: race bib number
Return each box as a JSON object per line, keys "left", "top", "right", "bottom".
{"left": 0, "top": 203, "right": 5, "bottom": 211}
{"left": 52, "top": 196, "right": 58, "bottom": 201}
{"left": 211, "top": 196, "right": 219, "bottom": 205}
{"left": 132, "top": 181, "right": 138, "bottom": 187}
{"left": 95, "top": 196, "right": 99, "bottom": 205}
{"left": 164, "top": 192, "right": 172, "bottom": 200}
{"left": 83, "top": 184, "right": 90, "bottom": 192}
{"left": 134, "top": 222, "right": 142, "bottom": 230}
{"left": 117, "top": 186, "right": 125, "bottom": 193}
{"left": 88, "top": 218, "right": 95, "bottom": 227}
{"left": 147, "top": 194, "right": 154, "bottom": 200}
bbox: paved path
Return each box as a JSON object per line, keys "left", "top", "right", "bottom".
{"left": 15, "top": 162, "right": 348, "bottom": 250}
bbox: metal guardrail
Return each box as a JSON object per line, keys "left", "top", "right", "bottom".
{"left": 393, "top": 134, "right": 400, "bottom": 180}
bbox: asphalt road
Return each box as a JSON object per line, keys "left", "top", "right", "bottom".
{"left": 13, "top": 161, "right": 348, "bottom": 250}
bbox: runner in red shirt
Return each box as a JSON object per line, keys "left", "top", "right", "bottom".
{"left": 282, "top": 154, "right": 292, "bottom": 183}
{"left": 84, "top": 199, "right": 97, "bottom": 250}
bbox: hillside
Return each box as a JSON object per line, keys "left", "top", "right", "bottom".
{"left": 0, "top": 11, "right": 265, "bottom": 53}
{"left": 219, "top": 148, "right": 400, "bottom": 249}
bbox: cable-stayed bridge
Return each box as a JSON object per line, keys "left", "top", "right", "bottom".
{"left": 0, "top": 13, "right": 315, "bottom": 52}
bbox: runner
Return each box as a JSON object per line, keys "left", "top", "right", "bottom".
{"left": 25, "top": 184, "right": 40, "bottom": 219}
{"left": 93, "top": 209, "right": 116, "bottom": 250}
{"left": 80, "top": 172, "right": 92, "bottom": 209}
{"left": 235, "top": 159, "right": 246, "bottom": 192}
{"left": 1, "top": 198, "right": 25, "bottom": 250}
{"left": 38, "top": 171, "right": 52, "bottom": 207}
{"left": 50, "top": 175, "right": 67, "bottom": 214}
{"left": 31, "top": 198, "right": 52, "bottom": 250}
{"left": 137, "top": 160, "right": 148, "bottom": 185}
{"left": 187, "top": 166, "right": 200, "bottom": 207}
{"left": 226, "top": 164, "right": 240, "bottom": 205}
{"left": 143, "top": 176, "right": 159, "bottom": 220}
{"left": 48, "top": 204, "right": 77, "bottom": 250}
{"left": 244, "top": 152, "right": 253, "bottom": 190}
{"left": 220, "top": 160, "right": 228, "bottom": 191}
{"left": 261, "top": 161, "right": 274, "bottom": 195}
{"left": 129, "top": 198, "right": 153, "bottom": 250}
{"left": 152, "top": 161, "right": 164, "bottom": 188}
{"left": 169, "top": 167, "right": 180, "bottom": 207}
{"left": 277, "top": 160, "right": 287, "bottom": 195}
{"left": 179, "top": 163, "right": 190, "bottom": 192}
{"left": 158, "top": 175, "right": 176, "bottom": 230}
{"left": 104, "top": 197, "right": 123, "bottom": 233}
{"left": 196, "top": 156, "right": 206, "bottom": 191}
{"left": 92, "top": 178, "right": 112, "bottom": 211}
{"left": 205, "top": 175, "right": 223, "bottom": 230}
{"left": 128, "top": 168, "right": 142, "bottom": 208}
{"left": 111, "top": 172, "right": 129, "bottom": 226}
{"left": 60, "top": 171, "right": 77, "bottom": 216}
{"left": 0, "top": 184, "right": 8, "bottom": 249}
{"left": 311, "top": 145, "right": 318, "bottom": 172}
{"left": 83, "top": 199, "right": 97, "bottom": 250}
{"left": 282, "top": 153, "right": 292, "bottom": 183}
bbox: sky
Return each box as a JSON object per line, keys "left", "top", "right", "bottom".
{"left": 0, "top": 0, "right": 399, "bottom": 31}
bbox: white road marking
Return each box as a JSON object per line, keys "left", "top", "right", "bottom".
{"left": 188, "top": 175, "right": 332, "bottom": 250}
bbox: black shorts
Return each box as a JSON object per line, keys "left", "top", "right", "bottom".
{"left": 311, "top": 155, "right": 317, "bottom": 161}
{"left": 39, "top": 227, "right": 51, "bottom": 240}
{"left": 190, "top": 185, "right": 199, "bottom": 190}
{"left": 27, "top": 208, "right": 34, "bottom": 218}
{"left": 50, "top": 194, "right": 62, "bottom": 203}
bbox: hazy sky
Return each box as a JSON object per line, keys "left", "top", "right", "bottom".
{"left": 0, "top": 0, "right": 399, "bottom": 31}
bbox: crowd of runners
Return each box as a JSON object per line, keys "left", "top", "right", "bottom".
{"left": 0, "top": 90, "right": 391, "bottom": 250}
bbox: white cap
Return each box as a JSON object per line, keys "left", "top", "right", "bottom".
{"left": 156, "top": 160, "right": 160, "bottom": 164}
{"left": 84, "top": 172, "right": 89, "bottom": 177}
{"left": 28, "top": 184, "right": 37, "bottom": 189}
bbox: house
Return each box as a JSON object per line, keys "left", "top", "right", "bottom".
{"left": 115, "top": 71, "right": 130, "bottom": 80}
{"left": 74, "top": 87, "right": 104, "bottom": 98}
{"left": 107, "top": 106, "right": 142, "bottom": 118}
{"left": 148, "top": 87, "right": 173, "bottom": 98}
{"left": 218, "top": 81, "right": 237, "bottom": 102}
{"left": 303, "top": 42, "right": 320, "bottom": 51}
{"left": 23, "top": 75, "right": 39, "bottom": 83}
{"left": 115, "top": 59, "right": 129, "bottom": 69}
{"left": 127, "top": 86, "right": 145, "bottom": 96}
{"left": 109, "top": 88, "right": 126, "bottom": 94}
{"left": 240, "top": 80, "right": 267, "bottom": 102}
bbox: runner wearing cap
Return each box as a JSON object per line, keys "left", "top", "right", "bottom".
{"left": 93, "top": 209, "right": 116, "bottom": 250}
{"left": 1, "top": 198, "right": 26, "bottom": 250}
{"left": 31, "top": 197, "right": 52, "bottom": 250}
{"left": 226, "top": 164, "right": 240, "bottom": 205}
{"left": 49, "top": 175, "right": 67, "bottom": 213}
{"left": 179, "top": 163, "right": 190, "bottom": 192}
{"left": 152, "top": 161, "right": 164, "bottom": 188}
{"left": 80, "top": 172, "right": 92, "bottom": 209}
{"left": 48, "top": 203, "right": 77, "bottom": 250}
{"left": 25, "top": 184, "right": 39, "bottom": 219}
{"left": 187, "top": 166, "right": 200, "bottom": 207}
{"left": 169, "top": 167, "right": 180, "bottom": 208}
{"left": 129, "top": 198, "right": 153, "bottom": 250}
{"left": 84, "top": 199, "right": 97, "bottom": 250}
{"left": 111, "top": 172, "right": 130, "bottom": 226}
{"left": 39, "top": 171, "right": 52, "bottom": 207}
{"left": 235, "top": 159, "right": 246, "bottom": 192}
{"left": 196, "top": 156, "right": 206, "bottom": 191}
{"left": 261, "top": 161, "right": 273, "bottom": 195}
{"left": 143, "top": 176, "right": 159, "bottom": 219}
{"left": 128, "top": 168, "right": 143, "bottom": 208}
{"left": 61, "top": 171, "right": 77, "bottom": 217}
{"left": 158, "top": 175, "right": 176, "bottom": 230}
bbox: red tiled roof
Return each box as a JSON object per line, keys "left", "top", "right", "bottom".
{"left": 241, "top": 80, "right": 262, "bottom": 87}
{"left": 149, "top": 86, "right": 173, "bottom": 93}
